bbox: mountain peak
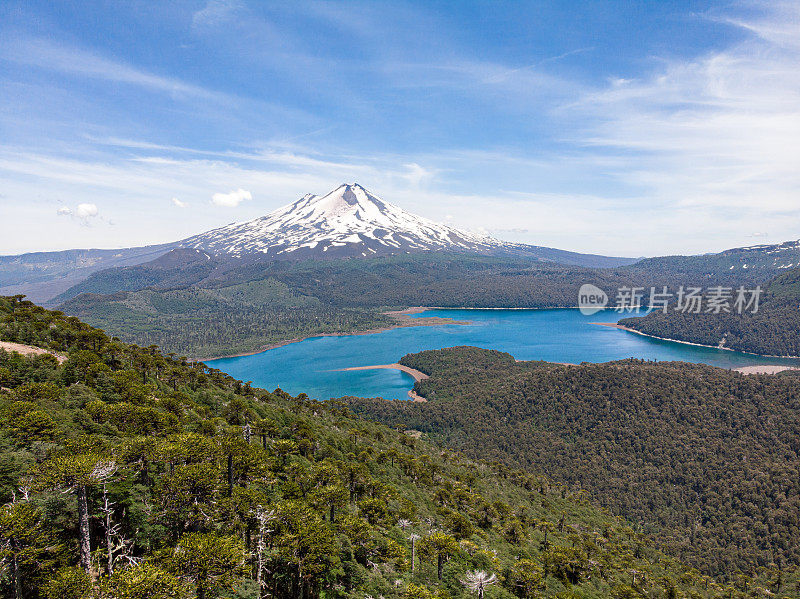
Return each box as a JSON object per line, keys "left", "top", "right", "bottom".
{"left": 178, "top": 184, "right": 505, "bottom": 259}
{"left": 289, "top": 183, "right": 388, "bottom": 219}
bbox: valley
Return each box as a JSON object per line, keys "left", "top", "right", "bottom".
{"left": 7, "top": 184, "right": 790, "bottom": 364}
{"left": 10, "top": 296, "right": 794, "bottom": 598}
{"left": 6, "top": 4, "right": 799, "bottom": 597}
{"left": 205, "top": 307, "right": 800, "bottom": 401}
{"left": 4, "top": 184, "right": 800, "bottom": 598}
{"left": 346, "top": 346, "right": 800, "bottom": 577}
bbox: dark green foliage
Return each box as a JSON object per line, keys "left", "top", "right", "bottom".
{"left": 627, "top": 240, "right": 800, "bottom": 282}
{"left": 621, "top": 267, "right": 800, "bottom": 356}
{"left": 59, "top": 282, "right": 391, "bottom": 359}
{"left": 57, "top": 254, "right": 626, "bottom": 358}
{"left": 56, "top": 247, "right": 786, "bottom": 359}
{"left": 0, "top": 296, "right": 744, "bottom": 598}
{"left": 347, "top": 346, "right": 800, "bottom": 578}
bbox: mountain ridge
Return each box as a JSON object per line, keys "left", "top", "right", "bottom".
{"left": 179, "top": 183, "right": 509, "bottom": 259}
{"left": 1, "top": 183, "right": 639, "bottom": 304}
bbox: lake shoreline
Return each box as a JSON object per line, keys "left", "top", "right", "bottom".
{"left": 204, "top": 306, "right": 800, "bottom": 363}
{"left": 593, "top": 322, "right": 800, "bottom": 361}
{"left": 202, "top": 307, "right": 470, "bottom": 361}
{"left": 333, "top": 362, "right": 430, "bottom": 401}
{"left": 335, "top": 362, "right": 429, "bottom": 382}
{"left": 202, "top": 307, "right": 800, "bottom": 402}
{"left": 204, "top": 306, "right": 624, "bottom": 360}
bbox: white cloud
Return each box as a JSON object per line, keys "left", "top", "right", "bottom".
{"left": 4, "top": 0, "right": 799, "bottom": 259}
{"left": 172, "top": 197, "right": 189, "bottom": 208}
{"left": 402, "top": 163, "right": 435, "bottom": 188}
{"left": 75, "top": 203, "right": 98, "bottom": 218}
{"left": 211, "top": 188, "right": 253, "bottom": 207}
{"left": 721, "top": 1, "right": 800, "bottom": 52}
{"left": 55, "top": 202, "right": 100, "bottom": 226}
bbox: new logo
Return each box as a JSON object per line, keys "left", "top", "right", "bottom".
{"left": 578, "top": 284, "right": 608, "bottom": 315}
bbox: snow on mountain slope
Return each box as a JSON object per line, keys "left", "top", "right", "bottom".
{"left": 179, "top": 183, "right": 511, "bottom": 258}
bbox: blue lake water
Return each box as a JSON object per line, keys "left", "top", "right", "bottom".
{"left": 205, "top": 308, "right": 800, "bottom": 400}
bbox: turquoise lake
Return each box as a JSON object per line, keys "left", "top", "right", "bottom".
{"left": 205, "top": 308, "right": 800, "bottom": 400}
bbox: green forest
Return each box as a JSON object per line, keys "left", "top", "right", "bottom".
{"left": 346, "top": 347, "right": 800, "bottom": 581}
{"left": 59, "top": 279, "right": 391, "bottom": 359}
{"left": 620, "top": 267, "right": 800, "bottom": 357}
{"left": 2, "top": 295, "right": 772, "bottom": 598}
{"left": 56, "top": 249, "right": 785, "bottom": 358}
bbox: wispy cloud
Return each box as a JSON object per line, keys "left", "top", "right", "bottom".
{"left": 479, "top": 47, "right": 595, "bottom": 85}
{"left": 1, "top": 38, "right": 230, "bottom": 103}
{"left": 567, "top": 2, "right": 800, "bottom": 217}
{"left": 0, "top": 146, "right": 450, "bottom": 252}
{"left": 719, "top": 0, "right": 800, "bottom": 51}
{"left": 2, "top": 1, "right": 798, "bottom": 257}
{"left": 192, "top": 0, "right": 243, "bottom": 30}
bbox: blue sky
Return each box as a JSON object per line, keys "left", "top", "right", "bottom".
{"left": 1, "top": 0, "right": 798, "bottom": 256}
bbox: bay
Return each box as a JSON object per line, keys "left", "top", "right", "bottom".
{"left": 205, "top": 308, "right": 800, "bottom": 400}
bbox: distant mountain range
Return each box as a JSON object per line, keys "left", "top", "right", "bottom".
{"left": 1, "top": 183, "right": 637, "bottom": 304}
{"left": 4, "top": 183, "right": 791, "bottom": 358}
{"left": 0, "top": 244, "right": 174, "bottom": 306}
{"left": 627, "top": 239, "right": 800, "bottom": 277}
{"left": 4, "top": 183, "right": 800, "bottom": 309}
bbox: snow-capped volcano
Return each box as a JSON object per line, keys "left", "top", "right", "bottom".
{"left": 179, "top": 183, "right": 509, "bottom": 259}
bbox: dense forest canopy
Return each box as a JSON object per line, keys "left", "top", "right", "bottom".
{"left": 2, "top": 295, "right": 773, "bottom": 598}
{"left": 59, "top": 280, "right": 390, "bottom": 359}
{"left": 620, "top": 267, "right": 800, "bottom": 357}
{"left": 56, "top": 250, "right": 784, "bottom": 358}
{"left": 346, "top": 346, "right": 800, "bottom": 579}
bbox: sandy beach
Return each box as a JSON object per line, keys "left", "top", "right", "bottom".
{"left": 335, "top": 362, "right": 429, "bottom": 401}
{"left": 596, "top": 322, "right": 727, "bottom": 350}
{"left": 593, "top": 322, "right": 800, "bottom": 369}
{"left": 337, "top": 362, "right": 429, "bottom": 382}
{"left": 406, "top": 389, "right": 427, "bottom": 402}
{"left": 382, "top": 307, "right": 471, "bottom": 329}
{"left": 592, "top": 322, "right": 644, "bottom": 333}
{"left": 734, "top": 365, "right": 800, "bottom": 375}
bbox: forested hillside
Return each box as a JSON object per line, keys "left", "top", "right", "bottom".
{"left": 346, "top": 347, "right": 800, "bottom": 579}
{"left": 0, "top": 245, "right": 175, "bottom": 305}
{"left": 57, "top": 249, "right": 784, "bottom": 358}
{"left": 623, "top": 240, "right": 800, "bottom": 281}
{"left": 56, "top": 252, "right": 619, "bottom": 308}
{"left": 59, "top": 279, "right": 390, "bottom": 359}
{"left": 56, "top": 254, "right": 626, "bottom": 357}
{"left": 0, "top": 296, "right": 751, "bottom": 598}
{"left": 620, "top": 267, "right": 800, "bottom": 356}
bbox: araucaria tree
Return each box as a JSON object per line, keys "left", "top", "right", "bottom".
{"left": 0, "top": 295, "right": 782, "bottom": 598}
{"left": 461, "top": 570, "right": 498, "bottom": 598}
